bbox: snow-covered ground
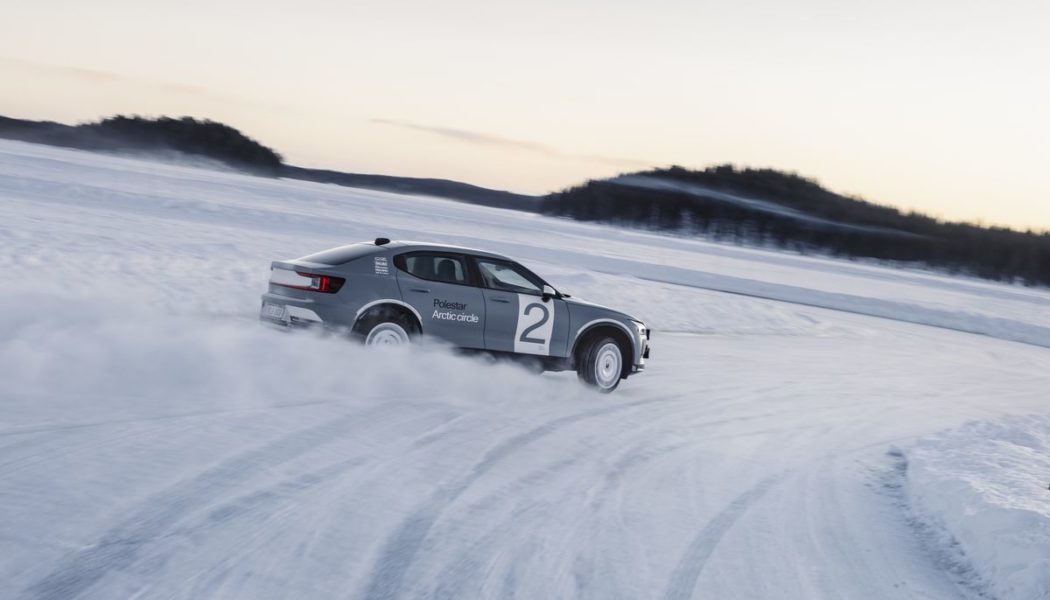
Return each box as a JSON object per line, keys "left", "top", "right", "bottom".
{"left": 1, "top": 139, "right": 1049, "bottom": 599}
{"left": 904, "top": 416, "right": 1050, "bottom": 599}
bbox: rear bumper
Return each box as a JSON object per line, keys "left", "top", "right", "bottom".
{"left": 259, "top": 294, "right": 326, "bottom": 328}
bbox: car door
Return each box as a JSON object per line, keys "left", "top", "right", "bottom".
{"left": 472, "top": 256, "right": 569, "bottom": 357}
{"left": 393, "top": 252, "right": 485, "bottom": 348}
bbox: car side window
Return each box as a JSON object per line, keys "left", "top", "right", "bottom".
{"left": 475, "top": 259, "right": 542, "bottom": 294}
{"left": 396, "top": 253, "right": 468, "bottom": 285}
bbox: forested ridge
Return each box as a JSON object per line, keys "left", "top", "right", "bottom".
{"left": 0, "top": 115, "right": 281, "bottom": 174}
{"left": 542, "top": 165, "right": 1050, "bottom": 286}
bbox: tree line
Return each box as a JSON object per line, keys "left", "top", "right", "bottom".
{"left": 541, "top": 165, "right": 1050, "bottom": 287}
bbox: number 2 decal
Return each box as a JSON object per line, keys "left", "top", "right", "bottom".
{"left": 514, "top": 295, "right": 556, "bottom": 355}
{"left": 519, "top": 303, "right": 549, "bottom": 343}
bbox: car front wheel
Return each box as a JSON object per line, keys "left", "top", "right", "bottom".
{"left": 577, "top": 336, "right": 623, "bottom": 393}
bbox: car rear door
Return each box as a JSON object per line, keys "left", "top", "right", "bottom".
{"left": 393, "top": 252, "right": 485, "bottom": 349}
{"left": 471, "top": 256, "right": 569, "bottom": 357}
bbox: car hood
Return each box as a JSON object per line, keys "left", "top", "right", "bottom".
{"left": 563, "top": 295, "right": 640, "bottom": 323}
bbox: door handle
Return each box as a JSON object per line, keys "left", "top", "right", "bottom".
{"left": 410, "top": 287, "right": 431, "bottom": 293}
{"left": 491, "top": 297, "right": 511, "bottom": 304}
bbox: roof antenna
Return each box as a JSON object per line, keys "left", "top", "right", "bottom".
{"left": 374, "top": 237, "right": 391, "bottom": 246}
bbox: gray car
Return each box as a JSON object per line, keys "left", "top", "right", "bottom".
{"left": 259, "top": 239, "right": 650, "bottom": 392}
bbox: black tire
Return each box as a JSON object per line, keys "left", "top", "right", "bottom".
{"left": 576, "top": 335, "right": 623, "bottom": 393}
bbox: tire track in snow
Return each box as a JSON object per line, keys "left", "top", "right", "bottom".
{"left": 359, "top": 395, "right": 681, "bottom": 600}
{"left": 424, "top": 402, "right": 789, "bottom": 599}
{"left": 20, "top": 402, "right": 442, "bottom": 600}
{"left": 420, "top": 401, "right": 803, "bottom": 598}
{"left": 661, "top": 475, "right": 781, "bottom": 600}
{"left": 427, "top": 440, "right": 689, "bottom": 600}
{"left": 172, "top": 456, "right": 372, "bottom": 599}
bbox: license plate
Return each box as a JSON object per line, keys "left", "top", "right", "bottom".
{"left": 263, "top": 303, "right": 287, "bottom": 320}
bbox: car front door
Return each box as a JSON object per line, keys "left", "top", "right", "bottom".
{"left": 471, "top": 257, "right": 569, "bottom": 357}
{"left": 394, "top": 252, "right": 485, "bottom": 349}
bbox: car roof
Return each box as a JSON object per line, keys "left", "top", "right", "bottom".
{"left": 381, "top": 240, "right": 513, "bottom": 260}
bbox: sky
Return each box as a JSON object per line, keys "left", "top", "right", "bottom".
{"left": 2, "top": 0, "right": 1048, "bottom": 230}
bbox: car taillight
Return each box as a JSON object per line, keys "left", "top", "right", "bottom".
{"left": 301, "top": 272, "right": 344, "bottom": 293}
{"left": 270, "top": 269, "right": 345, "bottom": 293}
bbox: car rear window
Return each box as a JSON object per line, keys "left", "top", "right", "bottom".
{"left": 396, "top": 253, "right": 468, "bottom": 285}
{"left": 298, "top": 244, "right": 376, "bottom": 265}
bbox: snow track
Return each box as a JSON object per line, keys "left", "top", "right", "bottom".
{"left": 2, "top": 140, "right": 1049, "bottom": 599}
{"left": 661, "top": 475, "right": 781, "bottom": 600}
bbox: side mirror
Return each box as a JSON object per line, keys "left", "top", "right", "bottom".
{"left": 541, "top": 284, "right": 558, "bottom": 302}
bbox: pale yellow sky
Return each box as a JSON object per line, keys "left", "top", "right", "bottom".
{"left": 2, "top": 0, "right": 1048, "bottom": 230}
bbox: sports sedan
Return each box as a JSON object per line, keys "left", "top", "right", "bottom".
{"left": 260, "top": 239, "right": 650, "bottom": 392}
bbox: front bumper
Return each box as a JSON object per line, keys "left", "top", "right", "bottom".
{"left": 631, "top": 323, "right": 651, "bottom": 372}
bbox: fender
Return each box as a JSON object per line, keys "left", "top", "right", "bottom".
{"left": 355, "top": 299, "right": 423, "bottom": 325}
{"left": 572, "top": 318, "right": 637, "bottom": 358}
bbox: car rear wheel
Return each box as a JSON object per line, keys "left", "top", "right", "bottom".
{"left": 577, "top": 336, "right": 623, "bottom": 393}
{"left": 364, "top": 320, "right": 411, "bottom": 347}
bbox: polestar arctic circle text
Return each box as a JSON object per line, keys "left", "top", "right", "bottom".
{"left": 259, "top": 239, "right": 651, "bottom": 392}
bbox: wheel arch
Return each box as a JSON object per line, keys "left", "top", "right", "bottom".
{"left": 353, "top": 300, "right": 423, "bottom": 336}
{"left": 572, "top": 321, "right": 634, "bottom": 379}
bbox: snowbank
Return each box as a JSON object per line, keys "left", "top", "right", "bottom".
{"left": 905, "top": 415, "right": 1050, "bottom": 599}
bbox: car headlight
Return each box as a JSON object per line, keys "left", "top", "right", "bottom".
{"left": 631, "top": 320, "right": 648, "bottom": 340}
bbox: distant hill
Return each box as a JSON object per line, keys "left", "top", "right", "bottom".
{"left": 281, "top": 165, "right": 540, "bottom": 210}
{"left": 541, "top": 165, "right": 1050, "bottom": 286}
{"left": 3, "top": 114, "right": 1047, "bottom": 286}
{"left": 0, "top": 115, "right": 282, "bottom": 174}
{"left": 0, "top": 114, "right": 540, "bottom": 208}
